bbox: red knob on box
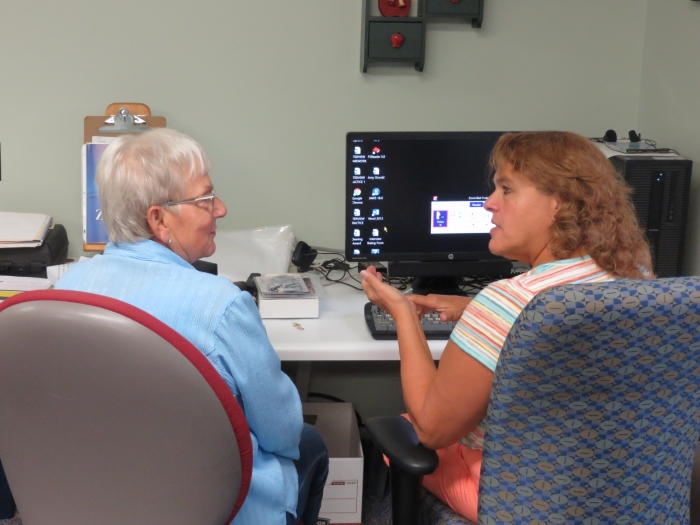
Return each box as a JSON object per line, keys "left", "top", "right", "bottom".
{"left": 391, "top": 33, "right": 404, "bottom": 48}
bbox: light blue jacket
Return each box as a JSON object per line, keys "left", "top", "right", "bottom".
{"left": 56, "top": 240, "right": 303, "bottom": 524}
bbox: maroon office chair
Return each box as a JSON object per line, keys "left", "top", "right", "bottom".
{"left": 0, "top": 290, "right": 253, "bottom": 525}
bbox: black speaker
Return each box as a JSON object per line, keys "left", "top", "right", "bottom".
{"left": 628, "top": 130, "right": 640, "bottom": 143}
{"left": 609, "top": 155, "right": 692, "bottom": 277}
{"left": 292, "top": 241, "right": 318, "bottom": 272}
{"left": 603, "top": 129, "right": 617, "bottom": 142}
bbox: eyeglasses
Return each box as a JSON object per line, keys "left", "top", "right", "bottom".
{"left": 161, "top": 192, "right": 216, "bottom": 211}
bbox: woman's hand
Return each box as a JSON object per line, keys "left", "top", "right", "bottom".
{"left": 407, "top": 294, "right": 472, "bottom": 323}
{"left": 360, "top": 266, "right": 416, "bottom": 319}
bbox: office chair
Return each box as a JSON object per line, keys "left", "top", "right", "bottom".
{"left": 366, "top": 277, "right": 700, "bottom": 525}
{"left": 0, "top": 290, "right": 253, "bottom": 525}
{"left": 0, "top": 459, "right": 14, "bottom": 520}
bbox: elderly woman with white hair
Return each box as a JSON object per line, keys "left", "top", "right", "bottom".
{"left": 56, "top": 128, "right": 328, "bottom": 525}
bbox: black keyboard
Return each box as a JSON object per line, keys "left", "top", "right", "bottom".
{"left": 364, "top": 302, "right": 458, "bottom": 340}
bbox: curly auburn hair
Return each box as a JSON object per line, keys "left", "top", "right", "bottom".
{"left": 489, "top": 131, "right": 653, "bottom": 279}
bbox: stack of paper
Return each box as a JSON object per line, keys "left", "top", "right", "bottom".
{"left": 0, "top": 212, "right": 53, "bottom": 248}
{"left": 254, "top": 274, "right": 320, "bottom": 319}
{"left": 0, "top": 275, "right": 51, "bottom": 301}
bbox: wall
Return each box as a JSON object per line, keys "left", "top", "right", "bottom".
{"left": 0, "top": 0, "right": 645, "bottom": 259}
{"left": 638, "top": 0, "right": 700, "bottom": 276}
{"left": 0, "top": 0, "right": 648, "bottom": 420}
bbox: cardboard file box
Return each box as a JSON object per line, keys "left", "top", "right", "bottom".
{"left": 302, "top": 402, "right": 363, "bottom": 525}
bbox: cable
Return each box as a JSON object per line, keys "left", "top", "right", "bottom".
{"left": 385, "top": 276, "right": 412, "bottom": 291}
{"left": 310, "top": 248, "right": 495, "bottom": 295}
{"left": 306, "top": 247, "right": 367, "bottom": 290}
{"left": 307, "top": 392, "right": 365, "bottom": 428}
{"left": 311, "top": 258, "right": 364, "bottom": 290}
{"left": 458, "top": 275, "right": 500, "bottom": 295}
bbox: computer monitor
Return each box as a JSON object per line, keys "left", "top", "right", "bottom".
{"left": 345, "top": 131, "right": 512, "bottom": 294}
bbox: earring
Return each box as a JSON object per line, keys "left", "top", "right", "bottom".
{"left": 167, "top": 237, "right": 172, "bottom": 244}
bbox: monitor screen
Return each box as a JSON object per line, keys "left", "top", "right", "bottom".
{"left": 345, "top": 131, "right": 510, "bottom": 279}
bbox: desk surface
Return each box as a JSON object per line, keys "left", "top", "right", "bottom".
{"left": 262, "top": 280, "right": 447, "bottom": 361}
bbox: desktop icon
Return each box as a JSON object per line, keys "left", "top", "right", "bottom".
{"left": 372, "top": 229, "right": 379, "bottom": 237}
{"left": 353, "top": 229, "right": 361, "bottom": 237}
{"left": 371, "top": 249, "right": 380, "bottom": 254}
{"left": 432, "top": 196, "right": 438, "bottom": 201}
{"left": 373, "top": 167, "right": 380, "bottom": 175}
{"left": 354, "top": 209, "right": 361, "bottom": 217}
{"left": 354, "top": 147, "right": 361, "bottom": 154}
{"left": 354, "top": 167, "right": 361, "bottom": 175}
{"left": 372, "top": 147, "right": 381, "bottom": 154}
{"left": 371, "top": 188, "right": 380, "bottom": 196}
{"left": 433, "top": 210, "right": 448, "bottom": 228}
{"left": 353, "top": 249, "right": 360, "bottom": 255}
{"left": 371, "top": 209, "right": 380, "bottom": 216}
{"left": 353, "top": 188, "right": 362, "bottom": 196}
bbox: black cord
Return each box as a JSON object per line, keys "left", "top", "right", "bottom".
{"left": 309, "top": 250, "right": 365, "bottom": 290}
{"left": 307, "top": 392, "right": 365, "bottom": 428}
{"left": 313, "top": 259, "right": 363, "bottom": 290}
{"left": 458, "top": 275, "right": 499, "bottom": 295}
{"left": 385, "top": 276, "right": 412, "bottom": 291}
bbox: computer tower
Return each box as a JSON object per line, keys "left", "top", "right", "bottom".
{"left": 609, "top": 155, "right": 692, "bottom": 277}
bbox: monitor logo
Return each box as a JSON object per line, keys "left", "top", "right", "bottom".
{"left": 372, "top": 146, "right": 381, "bottom": 154}
{"left": 448, "top": 254, "right": 454, "bottom": 260}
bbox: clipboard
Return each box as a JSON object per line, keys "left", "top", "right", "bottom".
{"left": 83, "top": 104, "right": 166, "bottom": 252}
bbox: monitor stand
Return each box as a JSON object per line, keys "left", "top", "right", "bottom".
{"left": 387, "top": 259, "right": 513, "bottom": 296}
{"left": 410, "top": 276, "right": 464, "bottom": 296}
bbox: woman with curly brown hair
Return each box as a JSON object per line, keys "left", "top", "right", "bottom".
{"left": 361, "top": 131, "right": 653, "bottom": 521}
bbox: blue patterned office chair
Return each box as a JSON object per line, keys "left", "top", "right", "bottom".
{"left": 367, "top": 277, "right": 700, "bottom": 525}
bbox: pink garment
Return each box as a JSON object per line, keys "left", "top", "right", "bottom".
{"left": 423, "top": 441, "right": 481, "bottom": 522}
{"left": 388, "top": 414, "right": 481, "bottom": 521}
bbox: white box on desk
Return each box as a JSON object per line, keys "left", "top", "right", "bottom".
{"left": 257, "top": 295, "right": 319, "bottom": 319}
{"left": 302, "top": 402, "right": 363, "bottom": 525}
{"left": 255, "top": 274, "right": 320, "bottom": 319}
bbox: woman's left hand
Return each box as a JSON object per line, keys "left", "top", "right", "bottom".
{"left": 360, "top": 266, "right": 416, "bottom": 318}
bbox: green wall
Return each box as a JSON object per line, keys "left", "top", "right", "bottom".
{"left": 0, "top": 0, "right": 646, "bottom": 261}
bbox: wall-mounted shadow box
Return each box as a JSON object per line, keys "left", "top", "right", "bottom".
{"left": 424, "top": 0, "right": 483, "bottom": 28}
{"left": 361, "top": 0, "right": 427, "bottom": 72}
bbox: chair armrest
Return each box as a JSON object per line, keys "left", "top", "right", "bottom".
{"left": 365, "top": 416, "right": 439, "bottom": 476}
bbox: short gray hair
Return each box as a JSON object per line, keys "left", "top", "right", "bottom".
{"left": 96, "top": 128, "right": 211, "bottom": 244}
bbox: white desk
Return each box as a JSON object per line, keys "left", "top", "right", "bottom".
{"left": 262, "top": 281, "right": 447, "bottom": 361}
